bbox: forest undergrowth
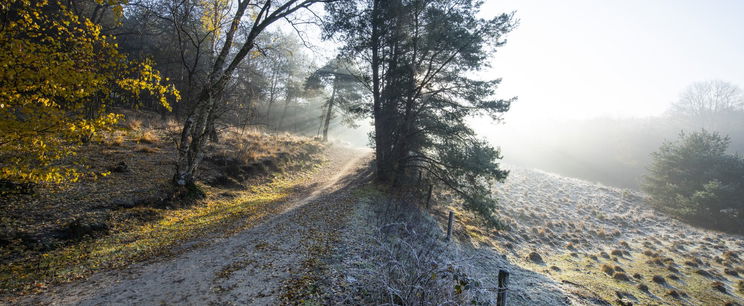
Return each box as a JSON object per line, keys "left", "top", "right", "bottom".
{"left": 0, "top": 110, "right": 325, "bottom": 295}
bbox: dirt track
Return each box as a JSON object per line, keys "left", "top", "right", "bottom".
{"left": 19, "top": 146, "right": 372, "bottom": 305}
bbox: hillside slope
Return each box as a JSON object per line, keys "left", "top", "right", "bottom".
{"left": 13, "top": 146, "right": 372, "bottom": 305}
{"left": 463, "top": 167, "right": 744, "bottom": 305}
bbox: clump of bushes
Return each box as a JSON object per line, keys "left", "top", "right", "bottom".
{"left": 643, "top": 130, "right": 744, "bottom": 233}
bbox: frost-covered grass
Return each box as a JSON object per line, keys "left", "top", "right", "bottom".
{"left": 455, "top": 167, "right": 744, "bottom": 305}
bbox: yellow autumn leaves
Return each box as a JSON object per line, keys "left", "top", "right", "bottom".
{"left": 0, "top": 0, "right": 180, "bottom": 185}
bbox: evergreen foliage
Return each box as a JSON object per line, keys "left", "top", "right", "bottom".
{"left": 643, "top": 130, "right": 744, "bottom": 232}
{"left": 325, "top": 0, "right": 516, "bottom": 223}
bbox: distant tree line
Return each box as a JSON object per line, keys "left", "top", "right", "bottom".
{"left": 504, "top": 80, "right": 744, "bottom": 190}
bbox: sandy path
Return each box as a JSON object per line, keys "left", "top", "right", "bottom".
{"left": 20, "top": 146, "right": 372, "bottom": 306}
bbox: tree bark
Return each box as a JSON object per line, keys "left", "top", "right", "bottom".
{"left": 322, "top": 76, "right": 338, "bottom": 142}
{"left": 172, "top": 0, "right": 326, "bottom": 187}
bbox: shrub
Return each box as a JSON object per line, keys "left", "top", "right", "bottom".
{"left": 363, "top": 197, "right": 487, "bottom": 305}
{"left": 643, "top": 130, "right": 744, "bottom": 233}
{"left": 0, "top": 1, "right": 177, "bottom": 185}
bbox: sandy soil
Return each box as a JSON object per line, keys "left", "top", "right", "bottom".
{"left": 16, "top": 146, "right": 373, "bottom": 305}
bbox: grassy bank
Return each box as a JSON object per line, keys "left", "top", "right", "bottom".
{"left": 0, "top": 111, "right": 326, "bottom": 296}
{"left": 0, "top": 162, "right": 324, "bottom": 295}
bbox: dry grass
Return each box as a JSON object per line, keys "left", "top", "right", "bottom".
{"left": 126, "top": 118, "right": 143, "bottom": 131}
{"left": 450, "top": 167, "right": 744, "bottom": 305}
{"left": 347, "top": 187, "right": 489, "bottom": 305}
{"left": 135, "top": 145, "right": 158, "bottom": 153}
{"left": 111, "top": 134, "right": 125, "bottom": 146}
{"left": 0, "top": 172, "right": 318, "bottom": 295}
{"left": 0, "top": 111, "right": 326, "bottom": 296}
{"left": 137, "top": 130, "right": 158, "bottom": 144}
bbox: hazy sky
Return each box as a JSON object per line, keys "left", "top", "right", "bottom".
{"left": 479, "top": 0, "right": 744, "bottom": 122}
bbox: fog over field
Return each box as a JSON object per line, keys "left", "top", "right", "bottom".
{"left": 2, "top": 0, "right": 744, "bottom": 305}
{"left": 473, "top": 0, "right": 744, "bottom": 189}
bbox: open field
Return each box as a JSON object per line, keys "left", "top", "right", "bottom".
{"left": 454, "top": 167, "right": 744, "bottom": 305}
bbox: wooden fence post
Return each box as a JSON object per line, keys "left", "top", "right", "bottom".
{"left": 425, "top": 184, "right": 433, "bottom": 209}
{"left": 496, "top": 269, "right": 510, "bottom": 306}
{"left": 446, "top": 211, "right": 454, "bottom": 241}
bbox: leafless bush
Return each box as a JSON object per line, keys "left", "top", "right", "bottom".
{"left": 364, "top": 197, "right": 490, "bottom": 305}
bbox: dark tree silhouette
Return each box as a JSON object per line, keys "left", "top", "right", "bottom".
{"left": 644, "top": 130, "right": 744, "bottom": 232}
{"left": 325, "top": 0, "right": 516, "bottom": 223}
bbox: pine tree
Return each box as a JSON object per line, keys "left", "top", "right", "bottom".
{"left": 325, "top": 0, "right": 516, "bottom": 224}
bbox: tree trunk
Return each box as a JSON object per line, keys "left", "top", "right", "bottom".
{"left": 174, "top": 77, "right": 227, "bottom": 186}
{"left": 322, "top": 77, "right": 338, "bottom": 142}
{"left": 265, "top": 68, "right": 279, "bottom": 126}
{"left": 278, "top": 94, "right": 292, "bottom": 130}
{"left": 172, "top": 0, "right": 325, "bottom": 187}
{"left": 371, "top": 0, "right": 390, "bottom": 181}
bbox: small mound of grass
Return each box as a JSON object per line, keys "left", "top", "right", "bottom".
{"left": 666, "top": 290, "right": 681, "bottom": 299}
{"left": 712, "top": 281, "right": 726, "bottom": 293}
{"left": 723, "top": 268, "right": 739, "bottom": 277}
{"left": 110, "top": 134, "right": 125, "bottom": 146}
{"left": 526, "top": 251, "right": 543, "bottom": 264}
{"left": 695, "top": 269, "right": 712, "bottom": 277}
{"left": 613, "top": 272, "right": 630, "bottom": 281}
{"left": 137, "top": 130, "right": 158, "bottom": 144}
{"left": 652, "top": 275, "right": 666, "bottom": 284}
{"left": 601, "top": 264, "right": 615, "bottom": 275}
{"left": 637, "top": 283, "right": 649, "bottom": 292}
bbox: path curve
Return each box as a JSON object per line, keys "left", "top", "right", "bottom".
{"left": 20, "top": 146, "right": 372, "bottom": 305}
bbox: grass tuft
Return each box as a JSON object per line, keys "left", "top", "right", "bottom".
{"left": 137, "top": 130, "right": 158, "bottom": 144}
